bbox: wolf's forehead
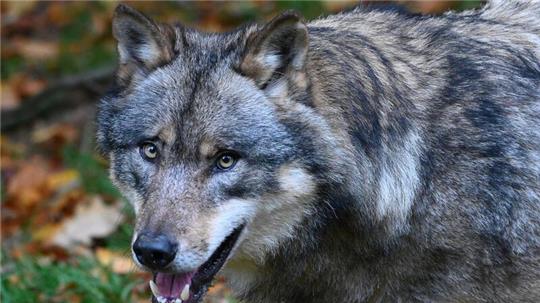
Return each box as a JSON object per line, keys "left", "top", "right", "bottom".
{"left": 127, "top": 57, "right": 274, "bottom": 143}
{"left": 132, "top": 55, "right": 222, "bottom": 111}
{"left": 135, "top": 29, "right": 247, "bottom": 112}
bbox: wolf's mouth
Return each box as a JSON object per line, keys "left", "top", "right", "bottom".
{"left": 150, "top": 224, "right": 245, "bottom": 303}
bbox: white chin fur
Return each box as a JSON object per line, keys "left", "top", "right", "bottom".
{"left": 207, "top": 199, "right": 256, "bottom": 257}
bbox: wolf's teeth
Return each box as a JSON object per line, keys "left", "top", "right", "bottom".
{"left": 180, "top": 284, "right": 190, "bottom": 300}
{"left": 149, "top": 280, "right": 160, "bottom": 298}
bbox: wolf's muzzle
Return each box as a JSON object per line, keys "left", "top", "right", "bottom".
{"left": 133, "top": 233, "right": 177, "bottom": 270}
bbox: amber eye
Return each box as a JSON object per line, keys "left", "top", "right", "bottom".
{"left": 140, "top": 142, "right": 158, "bottom": 160}
{"left": 216, "top": 153, "right": 237, "bottom": 170}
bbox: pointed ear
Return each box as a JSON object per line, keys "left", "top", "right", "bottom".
{"left": 240, "top": 11, "right": 308, "bottom": 88}
{"left": 112, "top": 4, "right": 177, "bottom": 85}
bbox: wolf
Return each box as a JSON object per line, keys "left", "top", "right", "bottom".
{"left": 97, "top": 1, "right": 540, "bottom": 302}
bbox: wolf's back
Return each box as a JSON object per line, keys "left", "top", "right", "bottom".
{"left": 483, "top": 0, "right": 540, "bottom": 33}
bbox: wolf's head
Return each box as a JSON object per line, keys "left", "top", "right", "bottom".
{"left": 97, "top": 5, "right": 346, "bottom": 302}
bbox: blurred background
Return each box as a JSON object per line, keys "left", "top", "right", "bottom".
{"left": 1, "top": 1, "right": 482, "bottom": 302}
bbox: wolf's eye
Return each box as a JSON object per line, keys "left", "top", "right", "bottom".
{"left": 216, "top": 152, "right": 237, "bottom": 170}
{"left": 140, "top": 142, "right": 158, "bottom": 161}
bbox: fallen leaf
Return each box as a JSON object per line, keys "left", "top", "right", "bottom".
{"left": 0, "top": 83, "right": 20, "bottom": 110}
{"left": 207, "top": 281, "right": 226, "bottom": 295}
{"left": 96, "top": 247, "right": 136, "bottom": 274}
{"left": 324, "top": 0, "right": 357, "bottom": 12}
{"left": 32, "top": 123, "right": 78, "bottom": 145}
{"left": 1, "top": 1, "right": 37, "bottom": 21}
{"left": 6, "top": 156, "right": 50, "bottom": 208}
{"left": 400, "top": 0, "right": 456, "bottom": 14}
{"left": 207, "top": 276, "right": 233, "bottom": 302}
{"left": 22, "top": 241, "right": 70, "bottom": 261}
{"left": 33, "top": 224, "right": 63, "bottom": 242}
{"left": 46, "top": 2, "right": 74, "bottom": 26}
{"left": 45, "top": 169, "right": 80, "bottom": 193}
{"left": 18, "top": 77, "right": 47, "bottom": 98}
{"left": 11, "top": 38, "right": 59, "bottom": 60}
{"left": 91, "top": 13, "right": 108, "bottom": 36}
{"left": 51, "top": 196, "right": 124, "bottom": 249}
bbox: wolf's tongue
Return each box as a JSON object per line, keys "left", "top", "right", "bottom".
{"left": 155, "top": 272, "right": 194, "bottom": 299}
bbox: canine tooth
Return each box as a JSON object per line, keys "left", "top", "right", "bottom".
{"left": 180, "top": 284, "right": 190, "bottom": 300}
{"left": 149, "top": 280, "right": 160, "bottom": 298}
{"left": 156, "top": 296, "right": 166, "bottom": 303}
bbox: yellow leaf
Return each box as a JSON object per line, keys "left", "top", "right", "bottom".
{"left": 33, "top": 224, "right": 62, "bottom": 242}
{"left": 96, "top": 247, "right": 136, "bottom": 274}
{"left": 45, "top": 170, "right": 80, "bottom": 192}
{"left": 31, "top": 123, "right": 78, "bottom": 144}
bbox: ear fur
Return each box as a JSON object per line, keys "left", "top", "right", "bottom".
{"left": 240, "top": 11, "right": 308, "bottom": 88}
{"left": 112, "top": 4, "right": 178, "bottom": 86}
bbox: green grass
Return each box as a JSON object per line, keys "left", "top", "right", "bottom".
{"left": 1, "top": 254, "right": 144, "bottom": 303}
{"left": 101, "top": 222, "right": 134, "bottom": 252}
{"left": 63, "top": 145, "right": 120, "bottom": 198}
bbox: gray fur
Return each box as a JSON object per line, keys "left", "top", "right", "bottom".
{"left": 97, "top": 1, "right": 540, "bottom": 302}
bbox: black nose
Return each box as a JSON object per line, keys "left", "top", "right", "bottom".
{"left": 133, "top": 233, "right": 177, "bottom": 270}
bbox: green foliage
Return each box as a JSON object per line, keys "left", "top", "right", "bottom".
{"left": 276, "top": 1, "right": 326, "bottom": 19}
{"left": 55, "top": 43, "right": 116, "bottom": 75}
{"left": 56, "top": 8, "right": 116, "bottom": 75}
{"left": 103, "top": 222, "right": 134, "bottom": 252}
{"left": 457, "top": 0, "right": 484, "bottom": 10}
{"left": 1, "top": 254, "right": 143, "bottom": 303}
{"left": 1, "top": 56, "right": 24, "bottom": 80}
{"left": 62, "top": 145, "right": 120, "bottom": 198}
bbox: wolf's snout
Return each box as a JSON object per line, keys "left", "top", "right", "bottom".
{"left": 133, "top": 233, "right": 177, "bottom": 270}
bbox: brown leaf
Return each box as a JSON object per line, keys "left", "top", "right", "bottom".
{"left": 30, "top": 189, "right": 84, "bottom": 231}
{"left": 32, "top": 123, "right": 78, "bottom": 147}
{"left": 0, "top": 83, "right": 21, "bottom": 110}
{"left": 91, "top": 13, "right": 108, "bottom": 36}
{"left": 400, "top": 0, "right": 455, "bottom": 14}
{"left": 23, "top": 242, "right": 70, "bottom": 261}
{"left": 323, "top": 0, "right": 357, "bottom": 12}
{"left": 46, "top": 2, "right": 74, "bottom": 27}
{"left": 206, "top": 276, "right": 233, "bottom": 302}
{"left": 6, "top": 156, "right": 50, "bottom": 207}
{"left": 0, "top": 83, "right": 20, "bottom": 110}
{"left": 18, "top": 78, "right": 47, "bottom": 98}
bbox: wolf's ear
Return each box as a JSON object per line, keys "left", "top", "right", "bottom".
{"left": 112, "top": 4, "right": 177, "bottom": 85}
{"left": 240, "top": 11, "right": 308, "bottom": 88}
